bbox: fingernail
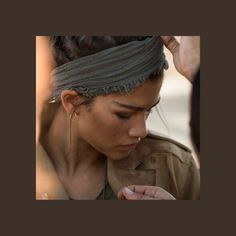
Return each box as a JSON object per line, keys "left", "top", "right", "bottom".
{"left": 123, "top": 187, "right": 134, "bottom": 195}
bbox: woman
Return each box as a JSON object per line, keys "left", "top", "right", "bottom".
{"left": 36, "top": 36, "right": 200, "bottom": 200}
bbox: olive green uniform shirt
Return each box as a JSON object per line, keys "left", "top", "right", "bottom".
{"left": 102, "top": 132, "right": 200, "bottom": 200}
{"left": 37, "top": 132, "right": 200, "bottom": 200}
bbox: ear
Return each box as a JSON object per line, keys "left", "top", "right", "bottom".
{"left": 60, "top": 90, "right": 82, "bottom": 114}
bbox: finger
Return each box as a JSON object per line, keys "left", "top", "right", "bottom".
{"left": 121, "top": 189, "right": 154, "bottom": 200}
{"left": 118, "top": 187, "right": 141, "bottom": 200}
{"left": 126, "top": 185, "right": 146, "bottom": 194}
{"left": 126, "top": 185, "right": 176, "bottom": 200}
{"left": 126, "top": 185, "right": 158, "bottom": 195}
{"left": 160, "top": 36, "right": 179, "bottom": 54}
{"left": 118, "top": 187, "right": 136, "bottom": 199}
{"left": 141, "top": 186, "right": 175, "bottom": 200}
{"left": 117, "top": 190, "right": 127, "bottom": 200}
{"left": 124, "top": 193, "right": 154, "bottom": 200}
{"left": 119, "top": 187, "right": 155, "bottom": 200}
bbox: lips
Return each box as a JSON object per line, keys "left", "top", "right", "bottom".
{"left": 123, "top": 143, "right": 138, "bottom": 146}
{"left": 120, "top": 143, "right": 138, "bottom": 149}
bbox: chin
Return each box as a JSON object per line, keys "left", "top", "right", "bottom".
{"left": 106, "top": 150, "right": 132, "bottom": 161}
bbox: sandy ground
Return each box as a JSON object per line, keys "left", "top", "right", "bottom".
{"left": 147, "top": 45, "right": 199, "bottom": 165}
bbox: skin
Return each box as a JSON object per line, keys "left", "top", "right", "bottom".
{"left": 38, "top": 77, "right": 164, "bottom": 199}
{"left": 118, "top": 185, "right": 176, "bottom": 200}
{"left": 160, "top": 36, "right": 200, "bottom": 82}
{"left": 160, "top": 36, "right": 200, "bottom": 155}
{"left": 72, "top": 78, "right": 162, "bottom": 161}
{"left": 118, "top": 36, "right": 201, "bottom": 200}
{"left": 36, "top": 36, "right": 200, "bottom": 200}
{"left": 36, "top": 36, "right": 54, "bottom": 145}
{"left": 36, "top": 36, "right": 68, "bottom": 200}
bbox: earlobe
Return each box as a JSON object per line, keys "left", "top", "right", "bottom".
{"left": 60, "top": 90, "right": 80, "bottom": 114}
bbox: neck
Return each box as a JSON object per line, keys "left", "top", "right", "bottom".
{"left": 42, "top": 106, "right": 105, "bottom": 177}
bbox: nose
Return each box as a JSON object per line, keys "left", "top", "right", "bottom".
{"left": 128, "top": 115, "right": 148, "bottom": 139}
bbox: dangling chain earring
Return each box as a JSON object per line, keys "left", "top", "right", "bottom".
{"left": 69, "top": 111, "right": 77, "bottom": 120}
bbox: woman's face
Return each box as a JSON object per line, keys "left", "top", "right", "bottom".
{"left": 75, "top": 77, "right": 163, "bottom": 160}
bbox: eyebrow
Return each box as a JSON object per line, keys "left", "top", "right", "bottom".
{"left": 112, "top": 97, "right": 160, "bottom": 112}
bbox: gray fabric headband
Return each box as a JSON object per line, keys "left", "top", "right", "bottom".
{"left": 51, "top": 36, "right": 168, "bottom": 101}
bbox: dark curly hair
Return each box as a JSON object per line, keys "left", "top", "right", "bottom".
{"left": 49, "top": 36, "right": 151, "bottom": 67}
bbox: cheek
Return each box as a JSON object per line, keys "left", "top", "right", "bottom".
{"left": 79, "top": 108, "right": 127, "bottom": 142}
{"left": 93, "top": 113, "right": 127, "bottom": 139}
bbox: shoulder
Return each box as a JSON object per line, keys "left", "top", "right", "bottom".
{"left": 147, "top": 130, "right": 192, "bottom": 152}
{"left": 107, "top": 130, "right": 199, "bottom": 199}
{"left": 139, "top": 130, "right": 193, "bottom": 164}
{"left": 142, "top": 131, "right": 200, "bottom": 200}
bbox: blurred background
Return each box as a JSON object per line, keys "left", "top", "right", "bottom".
{"left": 147, "top": 37, "right": 199, "bottom": 165}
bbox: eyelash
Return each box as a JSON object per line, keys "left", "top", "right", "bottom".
{"left": 145, "top": 109, "right": 153, "bottom": 118}
{"left": 115, "top": 109, "right": 153, "bottom": 120}
{"left": 116, "top": 113, "right": 131, "bottom": 120}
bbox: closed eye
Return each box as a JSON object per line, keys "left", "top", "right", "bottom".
{"left": 115, "top": 112, "right": 132, "bottom": 120}
{"left": 115, "top": 108, "right": 153, "bottom": 120}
